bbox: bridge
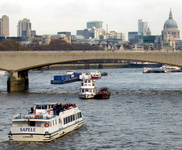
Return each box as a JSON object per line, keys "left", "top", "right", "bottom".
{"left": 0, "top": 51, "right": 182, "bottom": 92}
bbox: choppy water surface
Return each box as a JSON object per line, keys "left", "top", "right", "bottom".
{"left": 1, "top": 68, "right": 182, "bottom": 150}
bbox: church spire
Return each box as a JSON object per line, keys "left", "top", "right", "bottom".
{"left": 169, "top": 8, "right": 173, "bottom": 19}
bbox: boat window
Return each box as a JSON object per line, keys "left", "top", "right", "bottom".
{"left": 68, "top": 116, "right": 70, "bottom": 123}
{"left": 59, "top": 118, "right": 61, "bottom": 124}
{"left": 77, "top": 113, "right": 79, "bottom": 119}
{"left": 72, "top": 115, "right": 75, "bottom": 121}
{"left": 55, "top": 119, "right": 57, "bottom": 125}
{"left": 36, "top": 105, "right": 41, "bottom": 109}
{"left": 42, "top": 105, "right": 47, "bottom": 109}
{"left": 76, "top": 112, "right": 82, "bottom": 119}
{"left": 36, "top": 122, "right": 41, "bottom": 127}
{"left": 29, "top": 121, "right": 35, "bottom": 126}
{"left": 80, "top": 112, "right": 82, "bottom": 118}
{"left": 52, "top": 120, "right": 54, "bottom": 126}
{"left": 13, "top": 121, "right": 26, "bottom": 127}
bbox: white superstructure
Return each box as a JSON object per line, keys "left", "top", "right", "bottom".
{"left": 79, "top": 79, "right": 96, "bottom": 99}
{"left": 79, "top": 72, "right": 92, "bottom": 80}
{"left": 8, "top": 102, "right": 83, "bottom": 142}
{"left": 90, "top": 71, "right": 101, "bottom": 79}
{"left": 161, "top": 65, "right": 181, "bottom": 73}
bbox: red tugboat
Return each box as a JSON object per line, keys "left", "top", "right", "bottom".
{"left": 95, "top": 87, "right": 111, "bottom": 99}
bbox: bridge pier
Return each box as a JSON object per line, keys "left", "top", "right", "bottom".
{"left": 7, "top": 71, "right": 29, "bottom": 92}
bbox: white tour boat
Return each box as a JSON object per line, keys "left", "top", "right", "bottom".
{"left": 8, "top": 102, "right": 83, "bottom": 142}
{"left": 160, "top": 65, "right": 181, "bottom": 73}
{"left": 79, "top": 79, "right": 97, "bottom": 99}
{"left": 90, "top": 71, "right": 101, "bottom": 79}
{"left": 79, "top": 72, "right": 92, "bottom": 80}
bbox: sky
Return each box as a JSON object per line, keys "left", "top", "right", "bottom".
{"left": 0, "top": 0, "right": 182, "bottom": 39}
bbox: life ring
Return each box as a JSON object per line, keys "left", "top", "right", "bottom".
{"left": 44, "top": 122, "right": 49, "bottom": 128}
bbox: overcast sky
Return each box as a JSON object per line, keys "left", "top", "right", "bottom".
{"left": 0, "top": 0, "right": 181, "bottom": 39}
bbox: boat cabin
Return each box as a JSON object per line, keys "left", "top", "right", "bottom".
{"left": 81, "top": 79, "right": 96, "bottom": 86}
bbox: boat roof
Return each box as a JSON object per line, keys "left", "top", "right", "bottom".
{"left": 80, "top": 86, "right": 96, "bottom": 89}
{"left": 34, "top": 102, "right": 57, "bottom": 105}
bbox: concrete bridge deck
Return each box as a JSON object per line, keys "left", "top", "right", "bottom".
{"left": 0, "top": 51, "right": 182, "bottom": 71}
{"left": 0, "top": 50, "right": 182, "bottom": 92}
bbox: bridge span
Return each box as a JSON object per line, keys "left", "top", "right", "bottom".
{"left": 0, "top": 51, "right": 182, "bottom": 92}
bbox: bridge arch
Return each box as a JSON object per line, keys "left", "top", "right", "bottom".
{"left": 0, "top": 51, "right": 182, "bottom": 92}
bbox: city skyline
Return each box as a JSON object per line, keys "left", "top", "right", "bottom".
{"left": 0, "top": 0, "right": 182, "bottom": 39}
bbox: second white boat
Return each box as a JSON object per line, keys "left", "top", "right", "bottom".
{"left": 79, "top": 79, "right": 97, "bottom": 99}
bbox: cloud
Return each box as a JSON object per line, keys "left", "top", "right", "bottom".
{"left": 0, "top": 2, "right": 22, "bottom": 15}
{"left": 0, "top": 0, "right": 181, "bottom": 38}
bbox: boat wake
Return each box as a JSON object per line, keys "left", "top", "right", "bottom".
{"left": 20, "top": 89, "right": 182, "bottom": 96}
{"left": 112, "top": 90, "right": 182, "bottom": 96}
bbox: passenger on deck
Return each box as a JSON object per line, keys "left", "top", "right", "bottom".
{"left": 31, "top": 107, "right": 34, "bottom": 113}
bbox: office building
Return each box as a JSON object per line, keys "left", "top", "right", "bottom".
{"left": 17, "top": 18, "right": 32, "bottom": 40}
{"left": 138, "top": 19, "right": 151, "bottom": 36}
{"left": 87, "top": 21, "right": 103, "bottom": 29}
{"left": 0, "top": 15, "right": 9, "bottom": 37}
{"left": 128, "top": 32, "right": 138, "bottom": 43}
{"left": 57, "top": 32, "right": 71, "bottom": 37}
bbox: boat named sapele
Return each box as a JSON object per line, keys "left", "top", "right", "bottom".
{"left": 8, "top": 102, "right": 83, "bottom": 142}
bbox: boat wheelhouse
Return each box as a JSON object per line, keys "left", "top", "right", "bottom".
{"left": 79, "top": 79, "right": 96, "bottom": 99}
{"left": 8, "top": 102, "right": 83, "bottom": 142}
{"left": 95, "top": 87, "right": 111, "bottom": 99}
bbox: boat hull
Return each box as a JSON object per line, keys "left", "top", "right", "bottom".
{"left": 9, "top": 121, "right": 83, "bottom": 142}
{"left": 143, "top": 69, "right": 165, "bottom": 73}
{"left": 95, "top": 94, "right": 110, "bottom": 99}
{"left": 79, "top": 94, "right": 95, "bottom": 99}
{"left": 91, "top": 76, "right": 101, "bottom": 79}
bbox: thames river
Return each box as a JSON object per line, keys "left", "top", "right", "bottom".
{"left": 1, "top": 68, "right": 182, "bottom": 150}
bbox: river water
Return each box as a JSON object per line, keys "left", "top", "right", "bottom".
{"left": 1, "top": 68, "right": 182, "bottom": 150}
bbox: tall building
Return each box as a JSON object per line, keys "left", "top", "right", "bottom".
{"left": 128, "top": 32, "right": 138, "bottom": 43}
{"left": 0, "top": 15, "right": 9, "bottom": 37}
{"left": 17, "top": 18, "right": 32, "bottom": 40}
{"left": 138, "top": 19, "right": 151, "bottom": 36}
{"left": 162, "top": 9, "right": 180, "bottom": 41}
{"left": 87, "top": 21, "right": 103, "bottom": 29}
